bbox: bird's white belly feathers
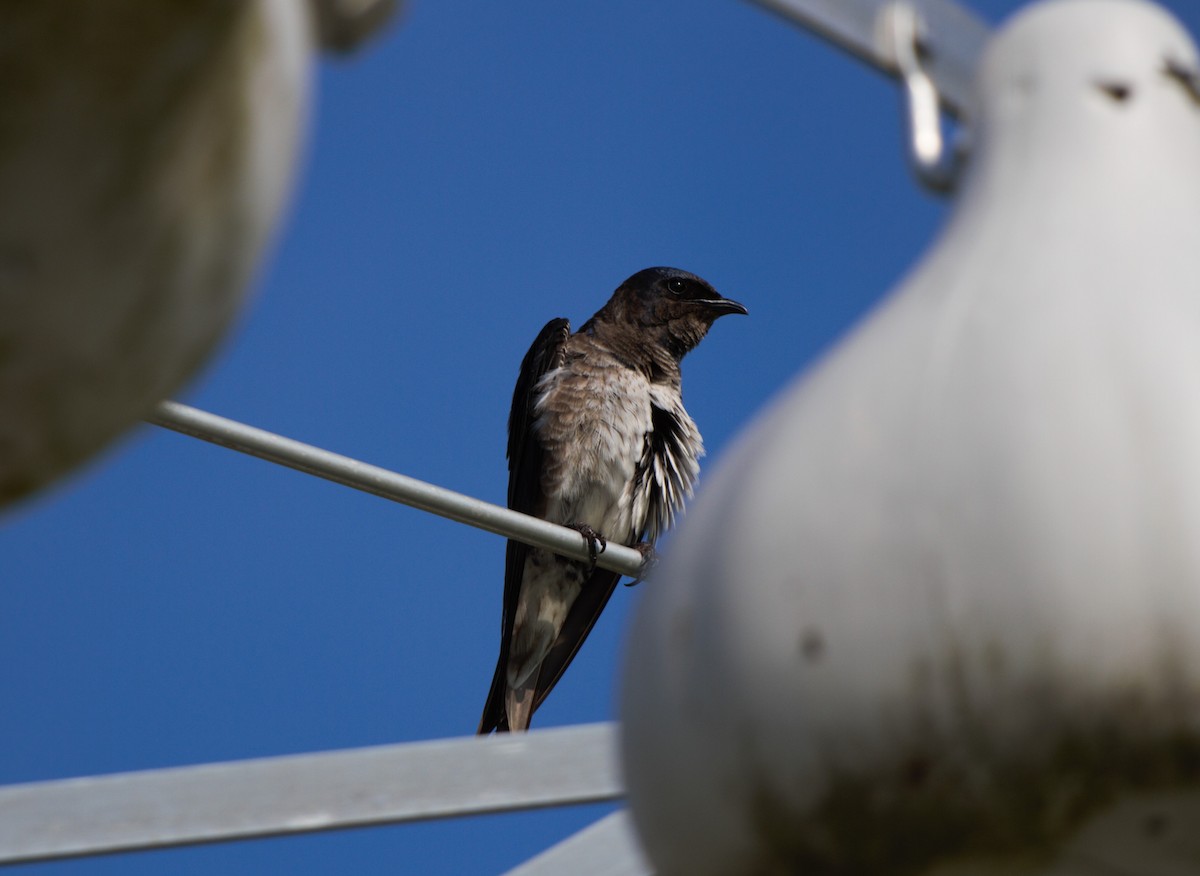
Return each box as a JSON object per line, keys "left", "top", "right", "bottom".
{"left": 533, "top": 363, "right": 653, "bottom": 544}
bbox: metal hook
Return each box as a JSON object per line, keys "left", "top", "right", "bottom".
{"left": 889, "top": 2, "right": 961, "bottom": 193}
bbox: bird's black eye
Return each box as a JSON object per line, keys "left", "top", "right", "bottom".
{"left": 666, "top": 278, "right": 688, "bottom": 296}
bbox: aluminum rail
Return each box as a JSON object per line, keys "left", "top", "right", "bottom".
{"left": 148, "top": 401, "right": 645, "bottom": 579}
{"left": 0, "top": 723, "right": 622, "bottom": 865}
{"left": 746, "top": 0, "right": 990, "bottom": 117}
{"left": 503, "top": 811, "right": 651, "bottom": 876}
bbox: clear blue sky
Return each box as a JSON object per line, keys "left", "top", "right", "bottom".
{"left": 4, "top": 1, "right": 1198, "bottom": 873}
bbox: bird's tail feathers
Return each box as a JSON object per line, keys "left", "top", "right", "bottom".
{"left": 505, "top": 677, "right": 536, "bottom": 732}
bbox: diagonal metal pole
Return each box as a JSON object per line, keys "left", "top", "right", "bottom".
{"left": 502, "top": 810, "right": 651, "bottom": 876}
{"left": 147, "top": 401, "right": 645, "bottom": 578}
{"left": 745, "top": 0, "right": 990, "bottom": 117}
{"left": 0, "top": 724, "right": 622, "bottom": 865}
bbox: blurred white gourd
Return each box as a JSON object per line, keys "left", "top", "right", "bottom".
{"left": 621, "top": 1, "right": 1200, "bottom": 873}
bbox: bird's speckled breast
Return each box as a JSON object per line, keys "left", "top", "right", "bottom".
{"left": 532, "top": 342, "right": 703, "bottom": 547}
{"left": 532, "top": 350, "right": 654, "bottom": 543}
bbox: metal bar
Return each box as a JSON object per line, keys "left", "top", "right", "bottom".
{"left": 745, "top": 0, "right": 990, "bottom": 116}
{"left": 147, "top": 401, "right": 645, "bottom": 579}
{"left": 0, "top": 723, "right": 622, "bottom": 865}
{"left": 502, "top": 810, "right": 651, "bottom": 876}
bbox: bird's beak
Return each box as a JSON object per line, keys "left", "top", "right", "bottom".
{"left": 701, "top": 296, "right": 748, "bottom": 317}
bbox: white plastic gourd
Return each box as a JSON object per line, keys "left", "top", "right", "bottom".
{"left": 621, "top": 1, "right": 1200, "bottom": 873}
{"left": 0, "top": 0, "right": 393, "bottom": 507}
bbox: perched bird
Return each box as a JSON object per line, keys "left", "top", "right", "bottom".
{"left": 478, "top": 267, "right": 747, "bottom": 733}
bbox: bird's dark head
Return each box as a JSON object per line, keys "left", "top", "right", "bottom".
{"left": 585, "top": 267, "right": 747, "bottom": 364}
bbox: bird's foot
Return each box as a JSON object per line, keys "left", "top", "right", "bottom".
{"left": 626, "top": 543, "right": 659, "bottom": 586}
{"left": 568, "top": 522, "right": 607, "bottom": 572}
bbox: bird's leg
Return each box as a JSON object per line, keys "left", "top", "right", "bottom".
{"left": 567, "top": 522, "right": 607, "bottom": 573}
{"left": 625, "top": 543, "right": 659, "bottom": 586}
